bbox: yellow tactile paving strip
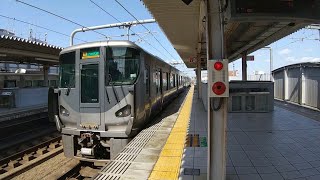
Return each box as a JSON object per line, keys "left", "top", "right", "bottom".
{"left": 149, "top": 86, "right": 194, "bottom": 180}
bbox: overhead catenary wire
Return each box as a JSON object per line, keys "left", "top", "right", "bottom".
{"left": 15, "top": 0, "right": 110, "bottom": 39}
{"left": 275, "top": 30, "right": 317, "bottom": 50}
{"left": 88, "top": 0, "right": 173, "bottom": 61}
{"left": 114, "top": 0, "right": 181, "bottom": 63}
{"left": 0, "top": 14, "right": 87, "bottom": 43}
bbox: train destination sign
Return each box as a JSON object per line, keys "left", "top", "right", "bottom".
{"left": 81, "top": 48, "right": 100, "bottom": 59}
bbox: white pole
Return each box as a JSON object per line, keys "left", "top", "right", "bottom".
{"left": 70, "top": 19, "right": 156, "bottom": 45}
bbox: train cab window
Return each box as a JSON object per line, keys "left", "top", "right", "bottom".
{"left": 162, "top": 72, "right": 167, "bottom": 91}
{"left": 106, "top": 47, "right": 140, "bottom": 85}
{"left": 81, "top": 64, "right": 99, "bottom": 103}
{"left": 59, "top": 52, "right": 75, "bottom": 88}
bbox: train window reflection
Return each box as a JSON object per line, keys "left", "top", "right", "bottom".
{"left": 81, "top": 64, "right": 99, "bottom": 103}
{"left": 106, "top": 47, "right": 140, "bottom": 85}
{"left": 59, "top": 52, "right": 75, "bottom": 88}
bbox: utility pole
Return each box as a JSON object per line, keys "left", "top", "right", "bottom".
{"left": 207, "top": 0, "right": 227, "bottom": 179}
{"left": 262, "top": 47, "right": 273, "bottom": 81}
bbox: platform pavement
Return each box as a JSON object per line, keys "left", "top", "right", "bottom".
{"left": 94, "top": 87, "right": 320, "bottom": 180}
{"left": 179, "top": 90, "right": 320, "bottom": 180}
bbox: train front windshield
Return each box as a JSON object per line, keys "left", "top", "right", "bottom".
{"left": 106, "top": 47, "right": 140, "bottom": 86}
{"left": 59, "top": 52, "right": 75, "bottom": 88}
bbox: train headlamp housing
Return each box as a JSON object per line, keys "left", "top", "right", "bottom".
{"left": 115, "top": 105, "right": 131, "bottom": 117}
{"left": 60, "top": 105, "right": 70, "bottom": 117}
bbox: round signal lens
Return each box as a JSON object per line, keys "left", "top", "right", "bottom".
{"left": 214, "top": 62, "right": 223, "bottom": 71}
{"left": 212, "top": 82, "right": 226, "bottom": 95}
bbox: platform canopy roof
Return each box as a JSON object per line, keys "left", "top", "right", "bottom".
{"left": 0, "top": 35, "right": 62, "bottom": 65}
{"left": 142, "top": 0, "right": 314, "bottom": 68}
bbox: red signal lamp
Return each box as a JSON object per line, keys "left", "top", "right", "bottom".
{"left": 212, "top": 82, "right": 226, "bottom": 95}
{"left": 214, "top": 62, "right": 223, "bottom": 71}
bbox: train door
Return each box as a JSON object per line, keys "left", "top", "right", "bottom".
{"left": 176, "top": 74, "right": 179, "bottom": 91}
{"left": 155, "top": 68, "right": 161, "bottom": 112}
{"left": 160, "top": 69, "right": 163, "bottom": 95}
{"left": 144, "top": 64, "right": 151, "bottom": 119}
{"left": 78, "top": 48, "right": 104, "bottom": 130}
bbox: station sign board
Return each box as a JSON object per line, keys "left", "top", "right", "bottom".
{"left": 227, "top": 0, "right": 320, "bottom": 22}
{"left": 246, "top": 55, "right": 254, "bottom": 61}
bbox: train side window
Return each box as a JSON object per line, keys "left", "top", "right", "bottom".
{"left": 4, "top": 80, "right": 16, "bottom": 88}
{"left": 33, "top": 80, "right": 43, "bottom": 87}
{"left": 166, "top": 73, "right": 170, "bottom": 90}
{"left": 145, "top": 66, "right": 150, "bottom": 96}
{"left": 160, "top": 70, "right": 163, "bottom": 94}
{"left": 153, "top": 69, "right": 159, "bottom": 94}
{"left": 155, "top": 69, "right": 160, "bottom": 94}
{"left": 162, "top": 72, "right": 167, "bottom": 91}
{"left": 25, "top": 80, "right": 32, "bottom": 87}
{"left": 170, "top": 73, "right": 173, "bottom": 88}
{"left": 173, "top": 74, "right": 176, "bottom": 87}
{"left": 177, "top": 75, "right": 179, "bottom": 86}
{"left": 50, "top": 80, "right": 57, "bottom": 87}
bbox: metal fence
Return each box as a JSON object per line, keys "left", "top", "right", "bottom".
{"left": 273, "top": 62, "right": 320, "bottom": 110}
{"left": 248, "top": 74, "right": 271, "bottom": 81}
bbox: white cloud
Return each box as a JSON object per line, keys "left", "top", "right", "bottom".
{"left": 305, "top": 48, "right": 313, "bottom": 52}
{"left": 278, "top": 48, "right": 292, "bottom": 55}
{"left": 300, "top": 57, "right": 320, "bottom": 62}
{"left": 285, "top": 56, "right": 296, "bottom": 62}
{"left": 285, "top": 56, "right": 320, "bottom": 63}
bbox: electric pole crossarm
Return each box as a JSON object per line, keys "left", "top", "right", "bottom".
{"left": 70, "top": 19, "right": 156, "bottom": 45}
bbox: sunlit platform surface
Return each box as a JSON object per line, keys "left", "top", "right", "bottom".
{"left": 180, "top": 90, "right": 320, "bottom": 180}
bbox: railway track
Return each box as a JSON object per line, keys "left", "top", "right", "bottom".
{"left": 0, "top": 112, "right": 49, "bottom": 138}
{"left": 0, "top": 136, "right": 62, "bottom": 180}
{"left": 56, "top": 161, "right": 103, "bottom": 180}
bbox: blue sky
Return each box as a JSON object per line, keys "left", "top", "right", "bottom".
{"left": 0, "top": 0, "right": 319, "bottom": 78}
{"left": 231, "top": 28, "right": 320, "bottom": 78}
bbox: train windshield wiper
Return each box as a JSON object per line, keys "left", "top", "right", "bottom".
{"left": 105, "top": 73, "right": 110, "bottom": 104}
{"left": 66, "top": 84, "right": 71, "bottom": 96}
{"left": 109, "top": 74, "right": 120, "bottom": 103}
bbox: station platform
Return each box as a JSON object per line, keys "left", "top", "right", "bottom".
{"left": 94, "top": 86, "right": 320, "bottom": 180}
{"left": 0, "top": 104, "right": 47, "bottom": 122}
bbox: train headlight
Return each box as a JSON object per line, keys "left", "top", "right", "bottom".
{"left": 115, "top": 105, "right": 131, "bottom": 117}
{"left": 60, "top": 105, "right": 70, "bottom": 117}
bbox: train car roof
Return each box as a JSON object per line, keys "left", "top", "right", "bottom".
{"left": 61, "top": 40, "right": 139, "bottom": 54}
{"left": 61, "top": 40, "right": 183, "bottom": 74}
